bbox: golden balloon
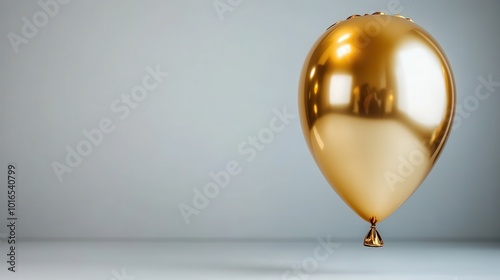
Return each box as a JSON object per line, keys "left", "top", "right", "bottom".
{"left": 298, "top": 13, "right": 455, "bottom": 247}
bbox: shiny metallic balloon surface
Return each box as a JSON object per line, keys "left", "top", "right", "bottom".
{"left": 299, "top": 14, "right": 455, "bottom": 224}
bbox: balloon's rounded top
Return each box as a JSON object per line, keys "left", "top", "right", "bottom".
{"left": 327, "top": 12, "right": 414, "bottom": 31}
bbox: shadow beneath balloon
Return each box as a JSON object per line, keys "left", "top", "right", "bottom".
{"left": 164, "top": 254, "right": 380, "bottom": 277}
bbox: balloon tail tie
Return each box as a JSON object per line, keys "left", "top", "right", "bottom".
{"left": 363, "top": 218, "right": 384, "bottom": 247}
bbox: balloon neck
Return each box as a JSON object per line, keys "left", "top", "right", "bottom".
{"left": 363, "top": 218, "right": 384, "bottom": 247}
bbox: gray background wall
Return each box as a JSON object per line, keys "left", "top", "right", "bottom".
{"left": 0, "top": 0, "right": 499, "bottom": 240}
